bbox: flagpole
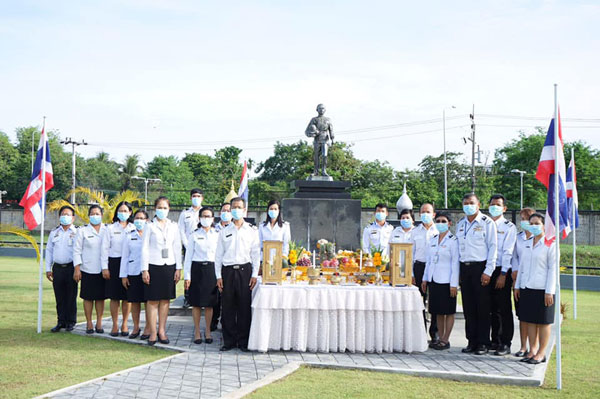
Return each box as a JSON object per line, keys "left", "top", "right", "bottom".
{"left": 37, "top": 117, "right": 47, "bottom": 334}
{"left": 553, "top": 84, "right": 562, "bottom": 390}
{"left": 572, "top": 147, "right": 577, "bottom": 320}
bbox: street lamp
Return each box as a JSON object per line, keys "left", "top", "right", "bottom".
{"left": 443, "top": 105, "right": 456, "bottom": 209}
{"left": 511, "top": 169, "right": 526, "bottom": 209}
{"left": 132, "top": 176, "right": 161, "bottom": 209}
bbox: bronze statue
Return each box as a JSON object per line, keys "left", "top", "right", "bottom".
{"left": 305, "top": 104, "right": 334, "bottom": 179}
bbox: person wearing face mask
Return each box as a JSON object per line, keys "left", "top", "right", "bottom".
{"left": 514, "top": 213, "right": 556, "bottom": 365}
{"left": 511, "top": 207, "right": 539, "bottom": 358}
{"left": 215, "top": 203, "right": 232, "bottom": 233}
{"left": 486, "top": 194, "right": 517, "bottom": 355}
{"left": 184, "top": 207, "right": 219, "bottom": 345}
{"left": 362, "top": 203, "right": 394, "bottom": 257}
{"left": 409, "top": 203, "right": 439, "bottom": 344}
{"left": 456, "top": 192, "right": 498, "bottom": 355}
{"left": 120, "top": 210, "right": 150, "bottom": 340}
{"left": 45, "top": 205, "right": 79, "bottom": 332}
{"left": 258, "top": 200, "right": 291, "bottom": 258}
{"left": 141, "top": 196, "right": 182, "bottom": 346}
{"left": 421, "top": 212, "right": 459, "bottom": 350}
{"left": 73, "top": 204, "right": 107, "bottom": 334}
{"left": 178, "top": 189, "right": 204, "bottom": 308}
{"left": 101, "top": 201, "right": 136, "bottom": 337}
{"left": 390, "top": 208, "right": 415, "bottom": 244}
{"left": 215, "top": 197, "right": 260, "bottom": 352}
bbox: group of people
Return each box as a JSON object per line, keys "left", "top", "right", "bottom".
{"left": 362, "top": 193, "right": 556, "bottom": 363}
{"left": 46, "top": 189, "right": 289, "bottom": 351}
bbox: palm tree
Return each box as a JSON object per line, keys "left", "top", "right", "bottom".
{"left": 120, "top": 154, "right": 143, "bottom": 191}
{"left": 95, "top": 152, "right": 111, "bottom": 163}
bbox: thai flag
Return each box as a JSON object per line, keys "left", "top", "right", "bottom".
{"left": 19, "top": 126, "right": 54, "bottom": 230}
{"left": 566, "top": 155, "right": 580, "bottom": 229}
{"left": 238, "top": 160, "right": 249, "bottom": 203}
{"left": 535, "top": 112, "right": 570, "bottom": 245}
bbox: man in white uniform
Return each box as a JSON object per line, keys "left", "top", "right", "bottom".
{"left": 362, "top": 203, "right": 394, "bottom": 257}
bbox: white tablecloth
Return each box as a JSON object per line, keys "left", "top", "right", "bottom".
{"left": 248, "top": 283, "right": 428, "bottom": 353}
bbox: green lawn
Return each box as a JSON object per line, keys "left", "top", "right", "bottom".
{"left": 248, "top": 289, "right": 600, "bottom": 399}
{"left": 0, "top": 257, "right": 173, "bottom": 399}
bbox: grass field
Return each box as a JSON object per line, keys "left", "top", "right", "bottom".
{"left": 248, "top": 290, "right": 600, "bottom": 399}
{"left": 0, "top": 257, "right": 174, "bottom": 399}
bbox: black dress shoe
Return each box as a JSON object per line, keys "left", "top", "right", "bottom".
{"left": 428, "top": 339, "right": 440, "bottom": 349}
{"left": 514, "top": 350, "right": 528, "bottom": 357}
{"left": 66, "top": 323, "right": 75, "bottom": 332}
{"left": 527, "top": 356, "right": 547, "bottom": 364}
{"left": 158, "top": 336, "right": 170, "bottom": 344}
{"left": 120, "top": 331, "right": 130, "bottom": 337}
{"left": 462, "top": 345, "right": 476, "bottom": 353}
{"left": 194, "top": 338, "right": 203, "bottom": 345}
{"left": 239, "top": 345, "right": 249, "bottom": 352}
{"left": 140, "top": 334, "right": 150, "bottom": 340}
{"left": 220, "top": 345, "right": 234, "bottom": 351}
{"left": 434, "top": 341, "right": 451, "bottom": 350}
{"left": 494, "top": 345, "right": 511, "bottom": 356}
{"left": 51, "top": 324, "right": 65, "bottom": 333}
{"left": 205, "top": 337, "right": 213, "bottom": 344}
{"left": 129, "top": 331, "right": 141, "bottom": 339}
{"left": 520, "top": 356, "right": 534, "bottom": 363}
{"left": 95, "top": 327, "right": 104, "bottom": 334}
{"left": 148, "top": 340, "right": 157, "bottom": 346}
{"left": 489, "top": 342, "right": 499, "bottom": 351}
{"left": 110, "top": 331, "right": 119, "bottom": 337}
{"left": 86, "top": 328, "right": 94, "bottom": 334}
{"left": 474, "top": 345, "right": 488, "bottom": 355}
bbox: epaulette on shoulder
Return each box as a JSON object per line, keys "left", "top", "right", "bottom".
{"left": 449, "top": 233, "right": 457, "bottom": 240}
{"left": 481, "top": 215, "right": 488, "bottom": 221}
{"left": 504, "top": 219, "right": 514, "bottom": 226}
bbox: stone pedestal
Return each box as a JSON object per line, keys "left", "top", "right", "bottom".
{"left": 282, "top": 180, "right": 361, "bottom": 251}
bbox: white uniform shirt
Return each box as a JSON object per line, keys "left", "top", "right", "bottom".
{"left": 183, "top": 227, "right": 219, "bottom": 280}
{"left": 215, "top": 221, "right": 230, "bottom": 233}
{"left": 388, "top": 226, "right": 414, "bottom": 260}
{"left": 214, "top": 222, "right": 260, "bottom": 279}
{"left": 141, "top": 218, "right": 183, "bottom": 271}
{"left": 515, "top": 238, "right": 557, "bottom": 294}
{"left": 423, "top": 233, "right": 460, "bottom": 287}
{"left": 511, "top": 231, "right": 532, "bottom": 273}
{"left": 178, "top": 207, "right": 200, "bottom": 249}
{"left": 410, "top": 223, "right": 438, "bottom": 263}
{"left": 45, "top": 225, "right": 77, "bottom": 271}
{"left": 119, "top": 230, "right": 144, "bottom": 277}
{"left": 101, "top": 221, "right": 135, "bottom": 270}
{"left": 494, "top": 216, "right": 517, "bottom": 273}
{"left": 362, "top": 222, "right": 394, "bottom": 256}
{"left": 258, "top": 221, "right": 291, "bottom": 256}
{"left": 73, "top": 224, "right": 107, "bottom": 274}
{"left": 456, "top": 212, "right": 498, "bottom": 276}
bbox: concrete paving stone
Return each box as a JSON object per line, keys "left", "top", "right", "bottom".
{"left": 179, "top": 385, "right": 201, "bottom": 394}
{"left": 177, "top": 391, "right": 200, "bottom": 399}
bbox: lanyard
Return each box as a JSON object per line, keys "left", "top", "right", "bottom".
{"left": 463, "top": 218, "right": 478, "bottom": 239}
{"left": 154, "top": 220, "right": 170, "bottom": 245}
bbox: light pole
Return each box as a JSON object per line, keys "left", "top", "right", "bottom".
{"left": 60, "top": 137, "right": 87, "bottom": 204}
{"left": 511, "top": 169, "right": 526, "bottom": 209}
{"left": 443, "top": 105, "right": 455, "bottom": 209}
{"left": 132, "top": 176, "right": 161, "bottom": 209}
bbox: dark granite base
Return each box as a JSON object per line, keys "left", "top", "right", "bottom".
{"left": 291, "top": 180, "right": 351, "bottom": 199}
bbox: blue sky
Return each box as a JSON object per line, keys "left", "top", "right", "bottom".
{"left": 1, "top": 0, "right": 599, "bottom": 173}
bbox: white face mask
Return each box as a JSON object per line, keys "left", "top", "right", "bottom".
{"left": 200, "top": 217, "right": 214, "bottom": 228}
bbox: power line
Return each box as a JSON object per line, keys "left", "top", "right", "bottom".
{"left": 478, "top": 114, "right": 600, "bottom": 122}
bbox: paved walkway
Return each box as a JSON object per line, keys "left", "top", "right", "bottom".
{"left": 38, "top": 315, "right": 553, "bottom": 399}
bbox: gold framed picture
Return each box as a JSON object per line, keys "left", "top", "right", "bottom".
{"left": 389, "top": 243, "right": 413, "bottom": 286}
{"left": 262, "top": 240, "right": 283, "bottom": 284}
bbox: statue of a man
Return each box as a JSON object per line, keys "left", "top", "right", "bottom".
{"left": 305, "top": 104, "right": 334, "bottom": 178}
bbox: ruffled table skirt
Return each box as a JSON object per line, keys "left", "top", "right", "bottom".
{"left": 248, "top": 284, "right": 428, "bottom": 353}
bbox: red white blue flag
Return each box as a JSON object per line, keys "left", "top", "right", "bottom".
{"left": 535, "top": 112, "right": 570, "bottom": 245}
{"left": 238, "top": 160, "right": 249, "bottom": 203}
{"left": 19, "top": 126, "right": 54, "bottom": 230}
{"left": 566, "top": 154, "right": 580, "bottom": 229}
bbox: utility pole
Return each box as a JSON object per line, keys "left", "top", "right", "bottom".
{"left": 132, "top": 176, "right": 162, "bottom": 209}
{"left": 60, "top": 137, "right": 87, "bottom": 204}
{"left": 470, "top": 105, "right": 476, "bottom": 192}
{"left": 443, "top": 105, "right": 455, "bottom": 209}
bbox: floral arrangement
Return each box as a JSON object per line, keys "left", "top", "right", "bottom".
{"left": 287, "top": 241, "right": 312, "bottom": 267}
{"left": 317, "top": 239, "right": 336, "bottom": 261}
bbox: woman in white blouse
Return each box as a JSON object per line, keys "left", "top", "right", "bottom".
{"left": 120, "top": 209, "right": 150, "bottom": 340}
{"left": 141, "top": 196, "right": 182, "bottom": 346}
{"left": 102, "top": 201, "right": 135, "bottom": 337}
{"left": 258, "top": 200, "right": 291, "bottom": 258}
{"left": 421, "top": 211, "right": 459, "bottom": 350}
{"left": 389, "top": 208, "right": 415, "bottom": 247}
{"left": 73, "top": 205, "right": 107, "bottom": 334}
{"left": 184, "top": 207, "right": 219, "bottom": 344}
{"left": 514, "top": 213, "right": 556, "bottom": 364}
{"left": 511, "top": 207, "right": 538, "bottom": 357}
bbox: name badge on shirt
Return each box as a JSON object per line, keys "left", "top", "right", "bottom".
{"left": 498, "top": 231, "right": 505, "bottom": 234}
{"left": 225, "top": 234, "right": 232, "bottom": 238}
{"left": 474, "top": 227, "right": 483, "bottom": 232}
{"left": 161, "top": 248, "right": 169, "bottom": 258}
{"left": 87, "top": 235, "right": 95, "bottom": 239}
{"left": 131, "top": 237, "right": 138, "bottom": 241}
{"left": 371, "top": 230, "right": 378, "bottom": 235}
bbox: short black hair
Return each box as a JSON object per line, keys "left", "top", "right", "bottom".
{"left": 220, "top": 203, "right": 231, "bottom": 211}
{"left": 133, "top": 209, "right": 149, "bottom": 219}
{"left": 190, "top": 188, "right": 203, "bottom": 197}
{"left": 154, "top": 196, "right": 170, "bottom": 207}
{"left": 463, "top": 192, "right": 479, "bottom": 201}
{"left": 399, "top": 208, "right": 414, "bottom": 219}
{"left": 58, "top": 205, "right": 75, "bottom": 216}
{"left": 230, "top": 196, "right": 246, "bottom": 207}
{"left": 112, "top": 201, "right": 134, "bottom": 223}
{"left": 88, "top": 204, "right": 103, "bottom": 215}
{"left": 529, "top": 212, "right": 545, "bottom": 223}
{"left": 197, "top": 206, "right": 215, "bottom": 228}
{"left": 489, "top": 194, "right": 506, "bottom": 205}
{"left": 435, "top": 211, "right": 452, "bottom": 223}
{"left": 375, "top": 203, "right": 388, "bottom": 211}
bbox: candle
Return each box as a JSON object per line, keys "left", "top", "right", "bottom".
{"left": 359, "top": 250, "right": 363, "bottom": 271}
{"left": 312, "top": 250, "right": 316, "bottom": 268}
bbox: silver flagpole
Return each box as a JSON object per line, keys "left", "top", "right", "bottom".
{"left": 572, "top": 147, "right": 577, "bottom": 320}
{"left": 37, "top": 117, "right": 47, "bottom": 334}
{"left": 553, "top": 84, "right": 562, "bottom": 390}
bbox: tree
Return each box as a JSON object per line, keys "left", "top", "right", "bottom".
{"left": 418, "top": 152, "right": 472, "bottom": 208}
{"left": 255, "top": 141, "right": 313, "bottom": 184}
{"left": 120, "top": 154, "right": 144, "bottom": 191}
{"left": 78, "top": 152, "right": 122, "bottom": 195}
{"left": 144, "top": 155, "right": 196, "bottom": 205}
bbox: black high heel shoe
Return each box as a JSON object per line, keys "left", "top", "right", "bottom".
{"left": 129, "top": 330, "right": 141, "bottom": 339}
{"left": 204, "top": 333, "right": 213, "bottom": 344}
{"left": 527, "top": 356, "right": 547, "bottom": 364}
{"left": 95, "top": 326, "right": 104, "bottom": 334}
{"left": 158, "top": 334, "right": 170, "bottom": 344}
{"left": 148, "top": 340, "right": 157, "bottom": 346}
